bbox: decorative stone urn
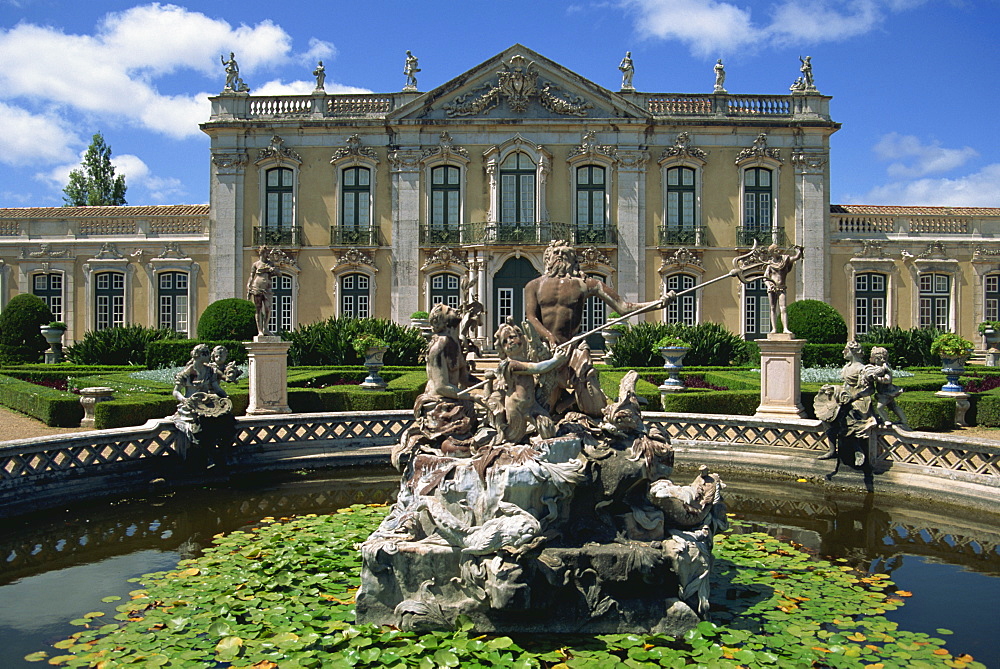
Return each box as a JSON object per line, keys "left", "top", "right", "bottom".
{"left": 360, "top": 346, "right": 389, "bottom": 390}
{"left": 39, "top": 325, "right": 66, "bottom": 363}
{"left": 983, "top": 327, "right": 1000, "bottom": 350}
{"left": 601, "top": 329, "right": 622, "bottom": 351}
{"left": 939, "top": 355, "right": 968, "bottom": 393}
{"left": 410, "top": 318, "right": 432, "bottom": 342}
{"left": 658, "top": 346, "right": 689, "bottom": 393}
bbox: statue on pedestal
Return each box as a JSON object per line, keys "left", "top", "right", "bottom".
{"left": 246, "top": 246, "right": 278, "bottom": 337}
{"left": 713, "top": 58, "right": 726, "bottom": 93}
{"left": 220, "top": 52, "right": 249, "bottom": 92}
{"left": 403, "top": 50, "right": 420, "bottom": 90}
{"left": 312, "top": 60, "right": 325, "bottom": 91}
{"left": 753, "top": 243, "right": 803, "bottom": 335}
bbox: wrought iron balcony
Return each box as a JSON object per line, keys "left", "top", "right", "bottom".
{"left": 657, "top": 225, "right": 707, "bottom": 247}
{"left": 419, "top": 224, "right": 462, "bottom": 245}
{"left": 253, "top": 226, "right": 303, "bottom": 247}
{"left": 330, "top": 226, "right": 381, "bottom": 246}
{"left": 736, "top": 226, "right": 787, "bottom": 247}
{"left": 573, "top": 225, "right": 617, "bottom": 245}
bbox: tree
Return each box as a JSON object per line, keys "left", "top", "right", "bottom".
{"left": 62, "top": 132, "right": 128, "bottom": 206}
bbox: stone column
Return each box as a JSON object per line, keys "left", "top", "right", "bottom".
{"left": 792, "top": 150, "right": 830, "bottom": 303}
{"left": 754, "top": 333, "right": 808, "bottom": 419}
{"left": 245, "top": 336, "right": 292, "bottom": 415}
{"left": 209, "top": 151, "right": 248, "bottom": 302}
{"left": 390, "top": 150, "right": 422, "bottom": 323}
{"left": 615, "top": 150, "right": 649, "bottom": 304}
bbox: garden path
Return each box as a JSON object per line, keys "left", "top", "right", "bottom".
{"left": 0, "top": 406, "right": 88, "bottom": 442}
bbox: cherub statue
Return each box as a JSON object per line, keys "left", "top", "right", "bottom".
{"left": 868, "top": 346, "right": 906, "bottom": 426}
{"left": 172, "top": 344, "right": 236, "bottom": 467}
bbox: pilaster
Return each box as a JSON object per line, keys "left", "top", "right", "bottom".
{"left": 390, "top": 149, "right": 422, "bottom": 322}
{"left": 793, "top": 150, "right": 830, "bottom": 303}
{"left": 615, "top": 150, "right": 649, "bottom": 304}
{"left": 209, "top": 151, "right": 248, "bottom": 303}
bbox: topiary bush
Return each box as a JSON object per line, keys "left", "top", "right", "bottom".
{"left": 286, "top": 317, "right": 426, "bottom": 366}
{"left": 785, "top": 300, "right": 847, "bottom": 344}
{"left": 0, "top": 293, "right": 54, "bottom": 364}
{"left": 197, "top": 298, "right": 257, "bottom": 341}
{"left": 65, "top": 325, "right": 177, "bottom": 366}
{"left": 608, "top": 321, "right": 753, "bottom": 368}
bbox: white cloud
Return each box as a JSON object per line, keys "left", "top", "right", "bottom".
{"left": 622, "top": 0, "right": 924, "bottom": 55}
{"left": 853, "top": 164, "right": 1000, "bottom": 207}
{"left": 0, "top": 4, "right": 324, "bottom": 145}
{"left": 301, "top": 38, "right": 336, "bottom": 65}
{"left": 0, "top": 102, "right": 79, "bottom": 166}
{"left": 874, "top": 132, "right": 978, "bottom": 179}
{"left": 35, "top": 150, "right": 186, "bottom": 203}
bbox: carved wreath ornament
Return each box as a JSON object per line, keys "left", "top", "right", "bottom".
{"left": 445, "top": 54, "right": 593, "bottom": 118}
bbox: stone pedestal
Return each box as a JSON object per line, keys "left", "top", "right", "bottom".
{"left": 935, "top": 390, "right": 971, "bottom": 427}
{"left": 754, "top": 333, "right": 807, "bottom": 419}
{"left": 80, "top": 387, "right": 114, "bottom": 428}
{"left": 245, "top": 336, "right": 292, "bottom": 415}
{"left": 986, "top": 349, "right": 1000, "bottom": 367}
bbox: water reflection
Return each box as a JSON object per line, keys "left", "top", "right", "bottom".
{"left": 1, "top": 467, "right": 998, "bottom": 668}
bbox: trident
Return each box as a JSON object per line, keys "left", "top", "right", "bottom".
{"left": 561, "top": 243, "right": 769, "bottom": 349}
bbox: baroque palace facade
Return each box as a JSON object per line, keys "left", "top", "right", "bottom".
{"left": 1, "top": 44, "right": 999, "bottom": 349}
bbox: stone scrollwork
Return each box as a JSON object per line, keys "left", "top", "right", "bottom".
{"left": 918, "top": 241, "right": 949, "bottom": 260}
{"left": 444, "top": 54, "right": 592, "bottom": 118}
{"left": 856, "top": 240, "right": 888, "bottom": 259}
{"left": 659, "top": 248, "right": 703, "bottom": 273}
{"left": 568, "top": 131, "right": 615, "bottom": 161}
{"left": 421, "top": 246, "right": 468, "bottom": 272}
{"left": 256, "top": 135, "right": 301, "bottom": 166}
{"left": 331, "top": 134, "right": 379, "bottom": 163}
{"left": 422, "top": 132, "right": 469, "bottom": 161}
{"left": 577, "top": 246, "right": 614, "bottom": 272}
{"left": 334, "top": 247, "right": 378, "bottom": 272}
{"left": 735, "top": 133, "right": 782, "bottom": 165}
{"left": 973, "top": 245, "right": 1000, "bottom": 262}
{"left": 94, "top": 243, "right": 126, "bottom": 260}
{"left": 21, "top": 243, "right": 69, "bottom": 260}
{"left": 211, "top": 152, "right": 249, "bottom": 175}
{"left": 660, "top": 132, "right": 707, "bottom": 162}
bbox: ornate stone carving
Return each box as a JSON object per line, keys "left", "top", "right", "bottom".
{"left": 856, "top": 240, "right": 888, "bottom": 259}
{"left": 422, "top": 132, "right": 469, "bottom": 161}
{"left": 444, "top": 54, "right": 592, "bottom": 117}
{"left": 973, "top": 245, "right": 1000, "bottom": 261}
{"left": 335, "top": 248, "right": 378, "bottom": 272}
{"left": 918, "top": 241, "right": 949, "bottom": 259}
{"left": 659, "top": 248, "right": 703, "bottom": 272}
{"left": 735, "top": 133, "right": 781, "bottom": 164}
{"left": 21, "top": 243, "right": 69, "bottom": 259}
{"left": 568, "top": 131, "right": 615, "bottom": 161}
{"left": 256, "top": 135, "right": 301, "bottom": 165}
{"left": 388, "top": 149, "right": 422, "bottom": 171}
{"left": 421, "top": 247, "right": 468, "bottom": 271}
{"left": 156, "top": 243, "right": 187, "bottom": 259}
{"left": 94, "top": 243, "right": 125, "bottom": 260}
{"left": 331, "top": 134, "right": 379, "bottom": 163}
{"left": 792, "top": 150, "right": 828, "bottom": 174}
{"left": 211, "top": 152, "right": 248, "bottom": 174}
{"left": 659, "top": 132, "right": 707, "bottom": 162}
{"left": 614, "top": 150, "right": 649, "bottom": 170}
{"left": 577, "top": 246, "right": 614, "bottom": 270}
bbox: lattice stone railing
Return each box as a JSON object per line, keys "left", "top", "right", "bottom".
{"left": 1, "top": 410, "right": 997, "bottom": 519}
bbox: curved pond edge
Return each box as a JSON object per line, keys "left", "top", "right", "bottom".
{"left": 1, "top": 410, "right": 997, "bottom": 520}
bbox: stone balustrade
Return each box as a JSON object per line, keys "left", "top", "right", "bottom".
{"left": 1, "top": 409, "right": 998, "bottom": 520}
{"left": 832, "top": 212, "right": 982, "bottom": 236}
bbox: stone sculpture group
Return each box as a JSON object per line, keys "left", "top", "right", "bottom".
{"left": 357, "top": 242, "right": 728, "bottom": 634}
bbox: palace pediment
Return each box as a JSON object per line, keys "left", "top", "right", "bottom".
{"left": 388, "top": 44, "right": 649, "bottom": 122}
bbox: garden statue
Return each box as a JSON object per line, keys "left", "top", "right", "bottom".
{"left": 312, "top": 60, "right": 325, "bottom": 91}
{"left": 618, "top": 51, "right": 634, "bottom": 90}
{"left": 210, "top": 345, "right": 243, "bottom": 384}
{"left": 459, "top": 274, "right": 485, "bottom": 360}
{"left": 171, "top": 344, "right": 237, "bottom": 468}
{"left": 524, "top": 240, "right": 673, "bottom": 417}
{"left": 246, "top": 246, "right": 278, "bottom": 337}
{"left": 714, "top": 58, "right": 726, "bottom": 92}
{"left": 814, "top": 340, "right": 905, "bottom": 467}
{"left": 359, "top": 300, "right": 727, "bottom": 634}
{"left": 759, "top": 243, "right": 803, "bottom": 335}
{"left": 403, "top": 50, "right": 420, "bottom": 90}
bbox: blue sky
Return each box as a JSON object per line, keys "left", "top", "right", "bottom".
{"left": 1, "top": 0, "right": 998, "bottom": 208}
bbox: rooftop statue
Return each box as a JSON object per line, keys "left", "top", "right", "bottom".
{"left": 246, "top": 246, "right": 278, "bottom": 337}
{"left": 714, "top": 58, "right": 726, "bottom": 93}
{"left": 312, "top": 60, "right": 325, "bottom": 91}
{"left": 220, "top": 52, "right": 249, "bottom": 93}
{"left": 403, "top": 50, "right": 420, "bottom": 90}
{"left": 618, "top": 51, "right": 634, "bottom": 90}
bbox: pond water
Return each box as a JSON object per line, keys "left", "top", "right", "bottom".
{"left": 1, "top": 466, "right": 998, "bottom": 668}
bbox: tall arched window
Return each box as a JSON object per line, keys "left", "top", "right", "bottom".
{"left": 665, "top": 166, "right": 696, "bottom": 244}
{"left": 265, "top": 167, "right": 293, "bottom": 230}
{"left": 32, "top": 273, "right": 63, "bottom": 322}
{"left": 95, "top": 271, "right": 125, "bottom": 330}
{"left": 158, "top": 271, "right": 189, "bottom": 334}
{"left": 340, "top": 273, "right": 370, "bottom": 318}
{"left": 342, "top": 167, "right": 372, "bottom": 244}
{"left": 741, "top": 168, "right": 773, "bottom": 245}
{"left": 744, "top": 278, "right": 771, "bottom": 340}
{"left": 855, "top": 272, "right": 886, "bottom": 335}
{"left": 430, "top": 273, "right": 461, "bottom": 309}
{"left": 500, "top": 153, "right": 536, "bottom": 224}
{"left": 665, "top": 274, "right": 697, "bottom": 326}
{"left": 270, "top": 273, "right": 294, "bottom": 333}
{"left": 919, "top": 273, "right": 951, "bottom": 330}
{"left": 430, "top": 166, "right": 461, "bottom": 244}
{"left": 576, "top": 165, "right": 606, "bottom": 242}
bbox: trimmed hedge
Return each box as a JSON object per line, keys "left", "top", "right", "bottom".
{"left": 0, "top": 293, "right": 54, "bottom": 364}
{"left": 145, "top": 340, "right": 249, "bottom": 369}
{"left": 895, "top": 392, "right": 957, "bottom": 432}
{"left": 197, "top": 298, "right": 257, "bottom": 341}
{"left": 973, "top": 391, "right": 1000, "bottom": 427}
{"left": 0, "top": 374, "right": 82, "bottom": 427}
{"left": 786, "top": 300, "right": 847, "bottom": 344}
{"left": 658, "top": 389, "right": 759, "bottom": 415}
